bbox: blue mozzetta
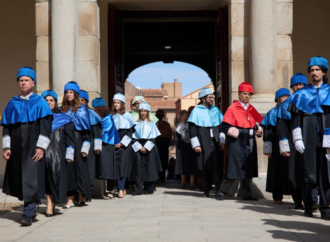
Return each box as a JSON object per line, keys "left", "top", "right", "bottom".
{"left": 42, "top": 90, "right": 58, "bottom": 101}
{"left": 308, "top": 56, "right": 329, "bottom": 71}
{"left": 324, "top": 128, "right": 330, "bottom": 135}
{"left": 101, "top": 114, "right": 120, "bottom": 145}
{"left": 188, "top": 105, "right": 223, "bottom": 127}
{"left": 275, "top": 88, "right": 290, "bottom": 102}
{"left": 0, "top": 94, "right": 52, "bottom": 125}
{"left": 138, "top": 102, "right": 151, "bottom": 112}
{"left": 290, "top": 83, "right": 330, "bottom": 114}
{"left": 112, "top": 111, "right": 135, "bottom": 130}
{"left": 198, "top": 87, "right": 213, "bottom": 99}
{"left": 261, "top": 108, "right": 277, "bottom": 127}
{"left": 64, "top": 81, "right": 80, "bottom": 93}
{"left": 51, "top": 112, "right": 71, "bottom": 131}
{"left": 113, "top": 93, "right": 126, "bottom": 103}
{"left": 79, "top": 90, "right": 89, "bottom": 102}
{"left": 133, "top": 120, "right": 161, "bottom": 139}
{"left": 92, "top": 97, "right": 106, "bottom": 107}
{"left": 17, "top": 67, "right": 37, "bottom": 83}
{"left": 275, "top": 98, "right": 291, "bottom": 120}
{"left": 290, "top": 73, "right": 307, "bottom": 87}
{"left": 63, "top": 105, "right": 91, "bottom": 131}
{"left": 87, "top": 109, "right": 102, "bottom": 125}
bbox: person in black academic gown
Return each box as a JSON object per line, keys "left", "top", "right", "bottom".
{"left": 42, "top": 90, "right": 74, "bottom": 217}
{"left": 1, "top": 67, "right": 52, "bottom": 226}
{"left": 261, "top": 88, "right": 290, "bottom": 205}
{"left": 61, "top": 81, "right": 92, "bottom": 208}
{"left": 289, "top": 56, "right": 330, "bottom": 219}
{"left": 79, "top": 90, "right": 102, "bottom": 201}
{"left": 111, "top": 93, "right": 135, "bottom": 198}
{"left": 188, "top": 88, "right": 225, "bottom": 198}
{"left": 92, "top": 98, "right": 120, "bottom": 199}
{"left": 218, "top": 82, "right": 263, "bottom": 201}
{"left": 274, "top": 73, "right": 307, "bottom": 210}
{"left": 131, "top": 102, "right": 162, "bottom": 195}
{"left": 174, "top": 110, "right": 197, "bottom": 189}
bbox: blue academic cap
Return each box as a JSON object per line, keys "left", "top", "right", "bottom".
{"left": 275, "top": 88, "right": 290, "bottom": 102}
{"left": 198, "top": 87, "right": 213, "bottom": 99}
{"left": 64, "top": 81, "right": 80, "bottom": 94}
{"left": 290, "top": 73, "right": 307, "bottom": 87}
{"left": 138, "top": 102, "right": 151, "bottom": 112}
{"left": 17, "top": 67, "right": 36, "bottom": 83}
{"left": 41, "top": 90, "right": 58, "bottom": 101}
{"left": 79, "top": 90, "right": 89, "bottom": 102}
{"left": 308, "top": 56, "right": 329, "bottom": 71}
{"left": 113, "top": 93, "right": 126, "bottom": 104}
{"left": 92, "top": 97, "right": 106, "bottom": 107}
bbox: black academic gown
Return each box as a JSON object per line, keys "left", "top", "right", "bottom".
{"left": 2, "top": 116, "right": 52, "bottom": 202}
{"left": 116, "top": 128, "right": 134, "bottom": 178}
{"left": 67, "top": 129, "right": 92, "bottom": 199}
{"left": 189, "top": 123, "right": 223, "bottom": 171}
{"left": 130, "top": 138, "right": 162, "bottom": 182}
{"left": 45, "top": 122, "right": 75, "bottom": 204}
{"left": 222, "top": 122, "right": 259, "bottom": 179}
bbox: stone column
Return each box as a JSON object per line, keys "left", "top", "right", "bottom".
{"left": 51, "top": 0, "right": 79, "bottom": 98}
{"left": 249, "top": 0, "right": 277, "bottom": 115}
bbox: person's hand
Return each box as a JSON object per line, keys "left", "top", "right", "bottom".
{"left": 254, "top": 127, "right": 262, "bottom": 136}
{"left": 140, "top": 147, "right": 147, "bottom": 154}
{"left": 114, "top": 143, "right": 123, "bottom": 149}
{"left": 219, "top": 143, "right": 225, "bottom": 151}
{"left": 194, "top": 146, "right": 202, "bottom": 153}
{"left": 94, "top": 150, "right": 100, "bottom": 155}
{"left": 294, "top": 140, "right": 305, "bottom": 154}
{"left": 266, "top": 153, "right": 271, "bottom": 158}
{"left": 3, "top": 149, "right": 11, "bottom": 161}
{"left": 66, "top": 159, "right": 73, "bottom": 163}
{"left": 281, "top": 152, "right": 290, "bottom": 157}
{"left": 81, "top": 152, "right": 87, "bottom": 157}
{"left": 33, "top": 148, "right": 45, "bottom": 162}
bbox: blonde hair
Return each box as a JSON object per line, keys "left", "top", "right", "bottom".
{"left": 177, "top": 110, "right": 188, "bottom": 122}
{"left": 139, "top": 110, "right": 151, "bottom": 122}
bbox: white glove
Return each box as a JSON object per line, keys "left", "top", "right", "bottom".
{"left": 294, "top": 140, "right": 305, "bottom": 154}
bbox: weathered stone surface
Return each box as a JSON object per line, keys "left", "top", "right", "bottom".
{"left": 79, "top": 2, "right": 98, "bottom": 36}
{"left": 36, "top": 2, "right": 49, "bottom": 36}
{"left": 277, "top": 2, "right": 293, "bottom": 35}
{"left": 79, "top": 36, "right": 99, "bottom": 61}
{"left": 231, "top": 62, "right": 249, "bottom": 91}
{"left": 79, "top": 61, "right": 98, "bottom": 91}
{"left": 36, "top": 36, "right": 49, "bottom": 62}
{"left": 231, "top": 36, "right": 249, "bottom": 61}
{"left": 231, "top": 3, "right": 249, "bottom": 36}
{"left": 36, "top": 61, "right": 51, "bottom": 92}
{"left": 277, "top": 0, "right": 293, "bottom": 2}
{"left": 231, "top": 0, "right": 249, "bottom": 3}
{"left": 277, "top": 60, "right": 293, "bottom": 89}
{"left": 277, "top": 35, "right": 293, "bottom": 61}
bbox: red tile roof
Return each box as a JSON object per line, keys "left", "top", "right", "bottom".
{"left": 140, "top": 89, "right": 168, "bottom": 96}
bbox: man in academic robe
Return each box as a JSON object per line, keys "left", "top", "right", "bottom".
{"left": 155, "top": 110, "right": 172, "bottom": 182}
{"left": 289, "top": 56, "right": 330, "bottom": 219}
{"left": 218, "top": 82, "right": 263, "bottom": 201}
{"left": 274, "top": 73, "right": 307, "bottom": 209}
{"left": 188, "top": 87, "right": 225, "bottom": 198}
{"left": 130, "top": 96, "right": 159, "bottom": 123}
{"left": 1, "top": 67, "right": 53, "bottom": 226}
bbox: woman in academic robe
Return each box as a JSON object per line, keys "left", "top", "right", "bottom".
{"left": 92, "top": 98, "right": 120, "bottom": 199}
{"left": 174, "top": 110, "right": 196, "bottom": 189}
{"left": 79, "top": 90, "right": 102, "bottom": 201}
{"left": 261, "top": 88, "right": 291, "bottom": 205}
{"left": 111, "top": 93, "right": 135, "bottom": 198}
{"left": 41, "top": 90, "right": 75, "bottom": 217}
{"left": 61, "top": 81, "right": 92, "bottom": 208}
{"left": 130, "top": 102, "right": 162, "bottom": 195}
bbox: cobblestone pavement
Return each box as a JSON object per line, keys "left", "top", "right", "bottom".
{"left": 0, "top": 183, "right": 330, "bottom": 242}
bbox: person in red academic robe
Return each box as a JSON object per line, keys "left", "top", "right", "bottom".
{"left": 218, "top": 82, "right": 263, "bottom": 201}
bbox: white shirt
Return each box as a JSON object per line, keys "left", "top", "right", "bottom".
{"left": 238, "top": 99, "right": 249, "bottom": 110}
{"left": 311, "top": 81, "right": 322, "bottom": 88}
{"left": 19, "top": 92, "right": 33, "bottom": 100}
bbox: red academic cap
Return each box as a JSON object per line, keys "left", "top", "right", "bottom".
{"left": 238, "top": 82, "right": 254, "bottom": 94}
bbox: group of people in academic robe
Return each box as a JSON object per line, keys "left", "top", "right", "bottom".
{"left": 261, "top": 56, "right": 330, "bottom": 220}
{"left": 1, "top": 67, "right": 163, "bottom": 226}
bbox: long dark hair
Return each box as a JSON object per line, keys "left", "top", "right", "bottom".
{"left": 62, "top": 91, "right": 80, "bottom": 112}
{"left": 94, "top": 106, "right": 111, "bottom": 119}
{"left": 110, "top": 100, "right": 126, "bottom": 115}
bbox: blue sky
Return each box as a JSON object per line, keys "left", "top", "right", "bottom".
{"left": 127, "top": 61, "right": 211, "bottom": 96}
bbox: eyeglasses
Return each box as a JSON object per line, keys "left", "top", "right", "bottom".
{"left": 206, "top": 96, "right": 215, "bottom": 99}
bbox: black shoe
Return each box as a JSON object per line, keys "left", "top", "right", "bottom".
{"left": 86, "top": 198, "right": 92, "bottom": 202}
{"left": 242, "top": 196, "right": 259, "bottom": 201}
{"left": 321, "top": 214, "right": 330, "bottom": 220}
{"left": 20, "top": 215, "right": 32, "bottom": 226}
{"left": 217, "top": 192, "right": 225, "bottom": 200}
{"left": 294, "top": 204, "right": 304, "bottom": 210}
{"left": 45, "top": 213, "right": 53, "bottom": 218}
{"left": 132, "top": 192, "right": 143, "bottom": 196}
{"left": 304, "top": 210, "right": 313, "bottom": 217}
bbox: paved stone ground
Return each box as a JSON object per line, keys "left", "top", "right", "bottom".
{"left": 1, "top": 182, "right": 330, "bottom": 242}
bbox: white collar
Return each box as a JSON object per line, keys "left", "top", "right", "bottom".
{"left": 238, "top": 99, "right": 249, "bottom": 110}
{"left": 20, "top": 92, "right": 33, "bottom": 100}
{"left": 311, "top": 81, "right": 322, "bottom": 88}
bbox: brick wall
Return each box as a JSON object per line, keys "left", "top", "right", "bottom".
{"left": 124, "top": 81, "right": 144, "bottom": 111}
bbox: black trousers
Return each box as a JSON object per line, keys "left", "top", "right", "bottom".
{"left": 107, "top": 180, "right": 115, "bottom": 191}
{"left": 303, "top": 148, "right": 330, "bottom": 215}
{"left": 133, "top": 153, "right": 154, "bottom": 195}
